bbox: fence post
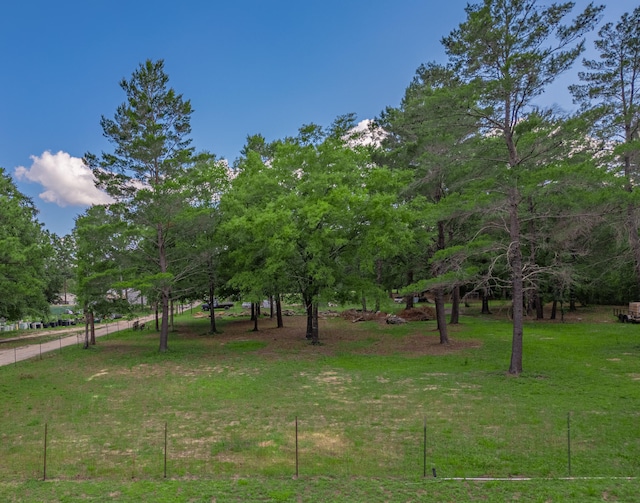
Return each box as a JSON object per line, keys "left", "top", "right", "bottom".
{"left": 423, "top": 417, "right": 427, "bottom": 478}
{"left": 43, "top": 423, "right": 48, "bottom": 481}
{"left": 164, "top": 421, "right": 168, "bottom": 478}
{"left": 567, "top": 412, "right": 572, "bottom": 477}
{"left": 295, "top": 416, "right": 299, "bottom": 479}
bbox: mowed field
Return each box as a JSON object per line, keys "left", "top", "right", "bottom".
{"left": 0, "top": 303, "right": 638, "bottom": 502}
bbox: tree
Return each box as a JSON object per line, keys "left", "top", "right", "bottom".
{"left": 46, "top": 233, "right": 76, "bottom": 305}
{"left": 570, "top": 6, "right": 640, "bottom": 293}
{"left": 219, "top": 135, "right": 289, "bottom": 331}
{"left": 171, "top": 154, "right": 230, "bottom": 334}
{"left": 441, "top": 0, "right": 603, "bottom": 374}
{"left": 75, "top": 205, "right": 132, "bottom": 348}
{"left": 0, "top": 168, "right": 51, "bottom": 321}
{"left": 85, "top": 59, "right": 197, "bottom": 352}
{"left": 221, "top": 116, "right": 411, "bottom": 343}
{"left": 378, "top": 63, "right": 479, "bottom": 344}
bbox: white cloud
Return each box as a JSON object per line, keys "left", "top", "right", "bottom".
{"left": 14, "top": 151, "right": 114, "bottom": 207}
{"left": 345, "top": 119, "right": 387, "bottom": 148}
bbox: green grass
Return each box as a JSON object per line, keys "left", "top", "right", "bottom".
{"left": 0, "top": 306, "right": 638, "bottom": 501}
{"left": 0, "top": 477, "right": 638, "bottom": 502}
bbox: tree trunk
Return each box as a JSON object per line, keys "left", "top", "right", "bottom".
{"left": 311, "top": 302, "right": 320, "bottom": 345}
{"left": 535, "top": 292, "right": 544, "bottom": 320}
{"left": 276, "top": 294, "right": 283, "bottom": 328}
{"left": 159, "top": 289, "right": 170, "bottom": 352}
{"left": 405, "top": 295, "right": 414, "bottom": 309}
{"left": 375, "top": 258, "right": 382, "bottom": 312}
{"left": 305, "top": 296, "right": 313, "bottom": 340}
{"left": 253, "top": 303, "right": 259, "bottom": 332}
{"left": 550, "top": 299, "right": 557, "bottom": 320}
{"left": 569, "top": 289, "right": 577, "bottom": 312}
{"left": 158, "top": 224, "right": 170, "bottom": 352}
{"left": 435, "top": 287, "right": 449, "bottom": 344}
{"left": 450, "top": 285, "right": 460, "bottom": 325}
{"left": 170, "top": 297, "right": 174, "bottom": 330}
{"left": 83, "top": 309, "right": 90, "bottom": 349}
{"left": 406, "top": 270, "right": 414, "bottom": 309}
{"left": 90, "top": 311, "right": 96, "bottom": 345}
{"left": 434, "top": 221, "right": 449, "bottom": 344}
{"left": 508, "top": 189, "right": 524, "bottom": 375}
{"left": 208, "top": 284, "right": 217, "bottom": 334}
{"left": 481, "top": 289, "right": 491, "bottom": 314}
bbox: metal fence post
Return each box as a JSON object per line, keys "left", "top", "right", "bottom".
{"left": 164, "top": 421, "right": 168, "bottom": 478}
{"left": 43, "top": 423, "right": 48, "bottom": 481}
{"left": 567, "top": 412, "right": 572, "bottom": 477}
{"left": 423, "top": 417, "right": 427, "bottom": 478}
{"left": 295, "top": 416, "right": 299, "bottom": 479}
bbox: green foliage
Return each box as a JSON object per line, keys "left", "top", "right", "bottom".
{"left": 74, "top": 205, "right": 136, "bottom": 320}
{"left": 83, "top": 59, "right": 218, "bottom": 351}
{"left": 0, "top": 168, "right": 51, "bottom": 320}
{"left": 44, "top": 232, "right": 76, "bottom": 305}
{"left": 221, "top": 116, "right": 413, "bottom": 328}
{"left": 433, "top": 0, "right": 606, "bottom": 373}
{"left": 569, "top": 5, "right": 640, "bottom": 295}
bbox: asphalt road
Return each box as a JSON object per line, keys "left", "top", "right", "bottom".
{"left": 0, "top": 315, "right": 157, "bottom": 367}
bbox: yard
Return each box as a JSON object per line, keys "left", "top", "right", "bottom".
{"left": 0, "top": 303, "right": 638, "bottom": 501}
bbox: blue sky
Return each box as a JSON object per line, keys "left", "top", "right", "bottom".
{"left": 0, "top": 0, "right": 634, "bottom": 236}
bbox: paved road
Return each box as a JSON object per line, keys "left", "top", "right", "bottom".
{"left": 0, "top": 315, "right": 156, "bottom": 367}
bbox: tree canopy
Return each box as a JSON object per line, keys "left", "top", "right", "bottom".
{"left": 221, "top": 116, "right": 413, "bottom": 343}
{"left": 0, "top": 168, "right": 51, "bottom": 321}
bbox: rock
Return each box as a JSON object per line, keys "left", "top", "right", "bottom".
{"left": 386, "top": 315, "right": 407, "bottom": 325}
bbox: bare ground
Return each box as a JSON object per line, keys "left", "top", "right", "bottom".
{"left": 189, "top": 310, "right": 480, "bottom": 358}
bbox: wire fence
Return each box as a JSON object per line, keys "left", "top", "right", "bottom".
{"left": 2, "top": 412, "right": 638, "bottom": 482}
{"left": 2, "top": 326, "right": 638, "bottom": 482}
{"left": 0, "top": 319, "right": 149, "bottom": 366}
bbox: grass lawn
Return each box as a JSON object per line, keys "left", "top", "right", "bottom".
{"left": 0, "top": 303, "right": 638, "bottom": 501}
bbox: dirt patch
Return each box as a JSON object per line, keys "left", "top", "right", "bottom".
{"left": 192, "top": 314, "right": 480, "bottom": 358}
{"left": 340, "top": 306, "right": 436, "bottom": 323}
{"left": 340, "top": 309, "right": 387, "bottom": 322}
{"left": 299, "top": 431, "right": 349, "bottom": 453}
{"left": 397, "top": 306, "right": 436, "bottom": 321}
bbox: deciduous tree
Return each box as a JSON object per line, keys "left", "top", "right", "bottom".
{"left": 221, "top": 116, "right": 411, "bottom": 343}
{"left": 0, "top": 168, "right": 50, "bottom": 321}
{"left": 74, "top": 205, "right": 132, "bottom": 347}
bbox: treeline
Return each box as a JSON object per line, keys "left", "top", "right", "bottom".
{"left": 0, "top": 170, "right": 74, "bottom": 322}
{"left": 2, "top": 2, "right": 638, "bottom": 375}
